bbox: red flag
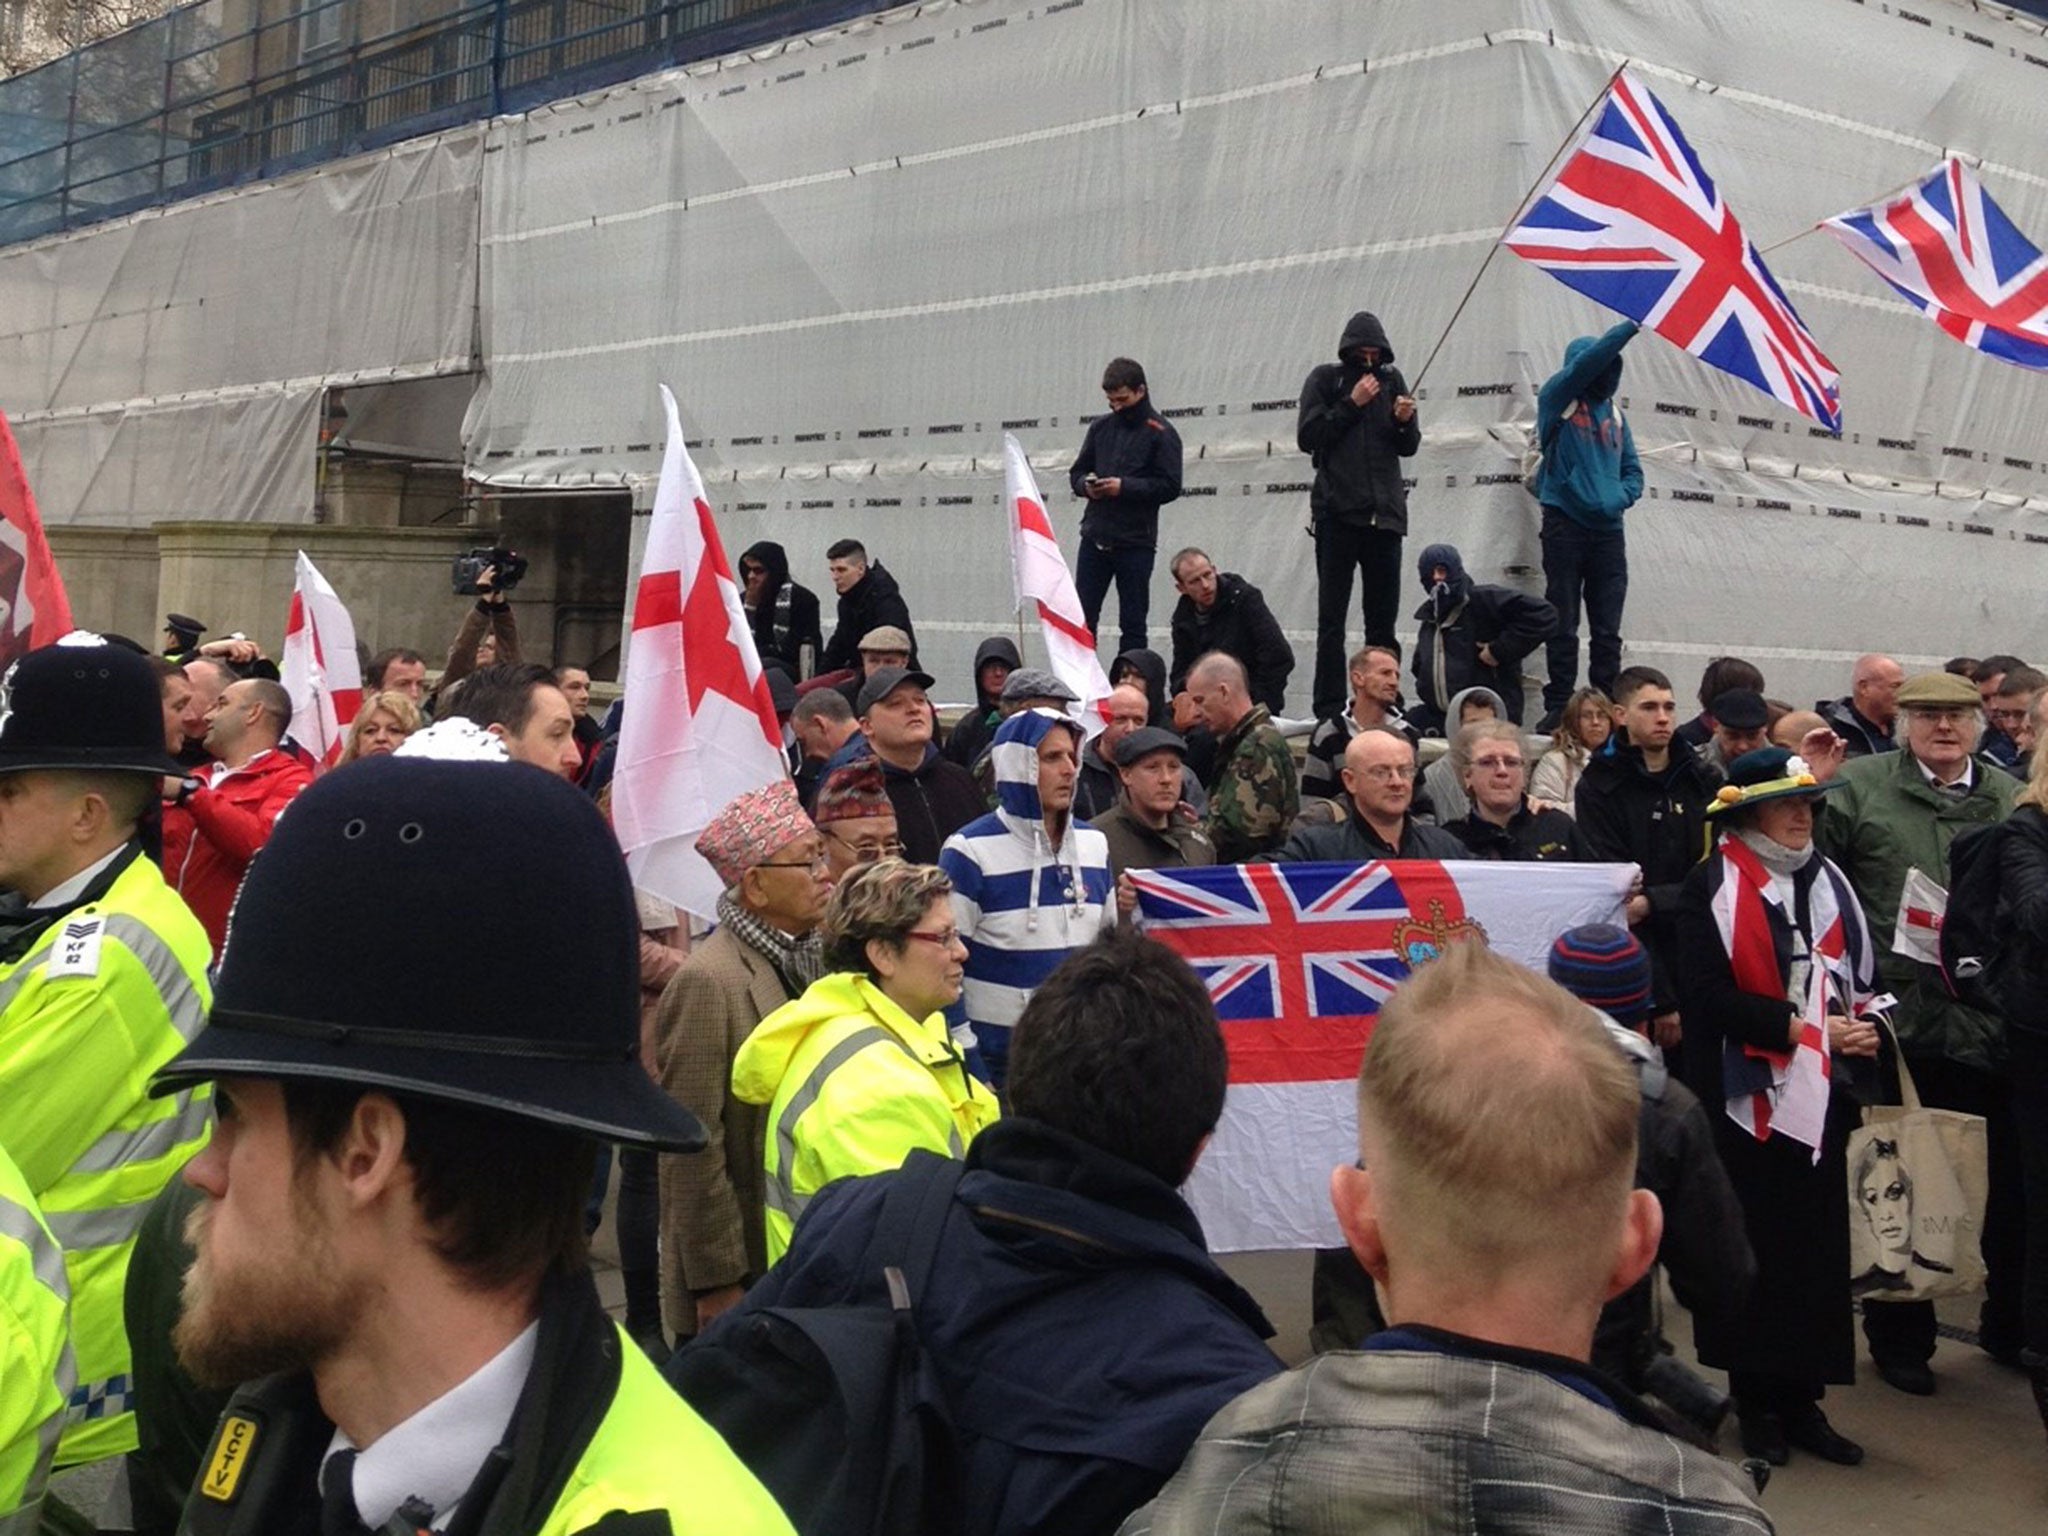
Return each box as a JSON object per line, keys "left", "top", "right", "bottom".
{"left": 612, "top": 385, "right": 788, "bottom": 919}
{"left": 0, "top": 410, "right": 73, "bottom": 668}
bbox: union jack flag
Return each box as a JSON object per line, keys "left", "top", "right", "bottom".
{"left": 1821, "top": 156, "right": 2048, "bottom": 372}
{"left": 1505, "top": 68, "right": 1842, "bottom": 433}
{"left": 1132, "top": 861, "right": 1483, "bottom": 1086}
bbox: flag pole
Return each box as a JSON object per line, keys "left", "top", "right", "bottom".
{"left": 1762, "top": 158, "right": 1945, "bottom": 254}
{"left": 1408, "top": 61, "right": 1629, "bottom": 394}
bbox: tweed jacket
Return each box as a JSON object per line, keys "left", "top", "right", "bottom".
{"left": 655, "top": 924, "right": 798, "bottom": 1332}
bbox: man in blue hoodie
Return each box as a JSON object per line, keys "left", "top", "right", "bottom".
{"left": 1535, "top": 321, "right": 1644, "bottom": 730}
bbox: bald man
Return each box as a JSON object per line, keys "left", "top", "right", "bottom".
{"left": 1188, "top": 652, "right": 1298, "bottom": 862}
{"left": 1817, "top": 653, "right": 1903, "bottom": 758}
{"left": 1128, "top": 944, "right": 1771, "bottom": 1535}
{"left": 1273, "top": 727, "right": 1468, "bottom": 863}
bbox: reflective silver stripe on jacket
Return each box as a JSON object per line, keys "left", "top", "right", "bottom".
{"left": 69, "top": 1090, "right": 210, "bottom": 1177}
{"left": 0, "top": 910, "right": 207, "bottom": 1046}
{"left": 763, "top": 1026, "right": 940, "bottom": 1222}
{"left": 45, "top": 1197, "right": 157, "bottom": 1255}
{"left": 0, "top": 1191, "right": 78, "bottom": 1519}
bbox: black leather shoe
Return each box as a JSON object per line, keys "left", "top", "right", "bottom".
{"left": 1785, "top": 1408, "right": 1865, "bottom": 1466}
{"left": 1738, "top": 1411, "right": 1790, "bottom": 1466}
{"left": 1874, "top": 1359, "right": 1937, "bottom": 1396}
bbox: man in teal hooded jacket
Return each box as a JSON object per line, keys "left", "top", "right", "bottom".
{"left": 1536, "top": 320, "right": 1643, "bottom": 728}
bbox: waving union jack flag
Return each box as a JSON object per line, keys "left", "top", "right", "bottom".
{"left": 1821, "top": 156, "right": 2048, "bottom": 372}
{"left": 1505, "top": 69, "right": 1842, "bottom": 433}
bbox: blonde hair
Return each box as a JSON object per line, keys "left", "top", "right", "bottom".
{"left": 2020, "top": 694, "right": 2048, "bottom": 812}
{"left": 1551, "top": 686, "right": 1612, "bottom": 763}
{"left": 337, "top": 691, "right": 423, "bottom": 765}
{"left": 1451, "top": 719, "right": 1523, "bottom": 779}
{"left": 821, "top": 857, "right": 954, "bottom": 978}
{"left": 1358, "top": 943, "right": 1639, "bottom": 1281}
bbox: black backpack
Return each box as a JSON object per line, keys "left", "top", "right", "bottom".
{"left": 668, "top": 1151, "right": 965, "bottom": 1536}
{"left": 1937, "top": 819, "right": 2010, "bottom": 1010}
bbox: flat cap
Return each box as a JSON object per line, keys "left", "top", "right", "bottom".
{"left": 1896, "top": 671, "right": 1982, "bottom": 710}
{"left": 999, "top": 667, "right": 1080, "bottom": 705}
{"left": 857, "top": 625, "right": 913, "bottom": 654}
{"left": 1113, "top": 725, "right": 1188, "bottom": 767}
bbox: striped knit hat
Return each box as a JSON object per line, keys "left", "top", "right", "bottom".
{"left": 1547, "top": 923, "right": 1653, "bottom": 1024}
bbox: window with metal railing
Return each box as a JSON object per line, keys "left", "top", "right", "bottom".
{"left": 0, "top": 0, "right": 860, "bottom": 247}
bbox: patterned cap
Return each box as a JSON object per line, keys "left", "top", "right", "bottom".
{"left": 858, "top": 625, "right": 913, "bottom": 654}
{"left": 813, "top": 761, "right": 892, "bottom": 825}
{"left": 695, "top": 778, "right": 815, "bottom": 889}
{"left": 1547, "top": 923, "right": 1653, "bottom": 1024}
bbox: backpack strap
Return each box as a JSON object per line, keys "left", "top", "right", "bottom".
{"left": 860, "top": 1149, "right": 967, "bottom": 1311}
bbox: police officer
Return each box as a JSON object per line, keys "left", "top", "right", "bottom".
{"left": 0, "top": 635, "right": 214, "bottom": 1470}
{"left": 154, "top": 756, "right": 794, "bottom": 1535}
{"left": 0, "top": 1140, "right": 72, "bottom": 1531}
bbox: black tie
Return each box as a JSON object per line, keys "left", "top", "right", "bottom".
{"left": 320, "top": 1449, "right": 371, "bottom": 1536}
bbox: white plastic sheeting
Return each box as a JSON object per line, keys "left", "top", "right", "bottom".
{"left": 0, "top": 126, "right": 482, "bottom": 527}
{"left": 469, "top": 0, "right": 2048, "bottom": 706}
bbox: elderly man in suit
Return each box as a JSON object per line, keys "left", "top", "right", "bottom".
{"left": 655, "top": 782, "right": 832, "bottom": 1342}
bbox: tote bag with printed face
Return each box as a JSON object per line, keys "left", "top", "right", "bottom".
{"left": 1848, "top": 1050, "right": 1988, "bottom": 1303}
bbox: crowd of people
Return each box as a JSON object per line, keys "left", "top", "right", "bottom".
{"left": 2, "top": 337, "right": 2047, "bottom": 1534}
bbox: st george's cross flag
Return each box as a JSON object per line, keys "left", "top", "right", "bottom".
{"left": 279, "top": 551, "right": 362, "bottom": 766}
{"left": 1004, "top": 434, "right": 1113, "bottom": 733}
{"left": 1505, "top": 68, "right": 1842, "bottom": 432}
{"left": 1822, "top": 156, "right": 2048, "bottom": 371}
{"left": 614, "top": 386, "right": 788, "bottom": 919}
{"left": 1132, "top": 859, "right": 1634, "bottom": 1251}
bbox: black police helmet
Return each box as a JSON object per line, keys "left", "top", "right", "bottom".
{"left": 0, "top": 637, "right": 183, "bottom": 778}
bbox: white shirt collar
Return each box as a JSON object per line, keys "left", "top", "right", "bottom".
{"left": 208, "top": 747, "right": 273, "bottom": 787}
{"left": 323, "top": 1321, "right": 538, "bottom": 1530}
{"left": 1914, "top": 753, "right": 1973, "bottom": 793}
{"left": 29, "top": 845, "right": 128, "bottom": 912}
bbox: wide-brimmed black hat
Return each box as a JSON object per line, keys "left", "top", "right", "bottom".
{"left": 0, "top": 637, "right": 184, "bottom": 777}
{"left": 152, "top": 756, "right": 706, "bottom": 1151}
{"left": 1706, "top": 746, "right": 1840, "bottom": 818}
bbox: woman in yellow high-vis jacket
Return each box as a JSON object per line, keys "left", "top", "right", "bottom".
{"left": 734, "top": 859, "right": 1000, "bottom": 1263}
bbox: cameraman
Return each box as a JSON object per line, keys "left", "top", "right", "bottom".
{"left": 428, "top": 555, "right": 522, "bottom": 717}
{"left": 1296, "top": 311, "right": 1420, "bottom": 719}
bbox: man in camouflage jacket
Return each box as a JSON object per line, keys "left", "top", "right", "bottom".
{"left": 1186, "top": 652, "right": 1300, "bottom": 862}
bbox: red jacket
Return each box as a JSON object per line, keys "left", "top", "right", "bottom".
{"left": 176, "top": 750, "right": 313, "bottom": 951}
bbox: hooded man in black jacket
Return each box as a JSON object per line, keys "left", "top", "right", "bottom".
{"left": 942, "top": 636, "right": 1023, "bottom": 768}
{"left": 1297, "top": 311, "right": 1422, "bottom": 719}
{"left": 1069, "top": 357, "right": 1184, "bottom": 657}
{"left": 1166, "top": 548, "right": 1294, "bottom": 715}
{"left": 738, "top": 540, "right": 823, "bottom": 679}
{"left": 1409, "top": 542, "right": 1557, "bottom": 731}
{"left": 820, "top": 539, "right": 918, "bottom": 675}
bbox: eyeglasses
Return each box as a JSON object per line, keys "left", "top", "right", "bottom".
{"left": 903, "top": 927, "right": 961, "bottom": 949}
{"left": 1356, "top": 764, "right": 1418, "bottom": 783}
{"left": 1470, "top": 755, "right": 1525, "bottom": 772}
{"left": 758, "top": 851, "right": 829, "bottom": 873}
{"left": 823, "top": 828, "right": 904, "bottom": 860}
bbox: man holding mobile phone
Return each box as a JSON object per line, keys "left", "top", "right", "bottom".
{"left": 1068, "top": 357, "right": 1184, "bottom": 658}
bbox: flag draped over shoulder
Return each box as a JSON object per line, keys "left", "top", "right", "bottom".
{"left": 0, "top": 409, "right": 73, "bottom": 670}
{"left": 1004, "top": 434, "right": 1113, "bottom": 731}
{"left": 614, "top": 385, "right": 788, "bottom": 920}
{"left": 1133, "top": 859, "right": 1634, "bottom": 1252}
{"left": 280, "top": 551, "right": 363, "bottom": 765}
{"left": 1822, "top": 155, "right": 2048, "bottom": 371}
{"left": 1505, "top": 68, "right": 1842, "bottom": 432}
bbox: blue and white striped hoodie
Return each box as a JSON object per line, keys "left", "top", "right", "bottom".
{"left": 938, "top": 708, "right": 1115, "bottom": 1085}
